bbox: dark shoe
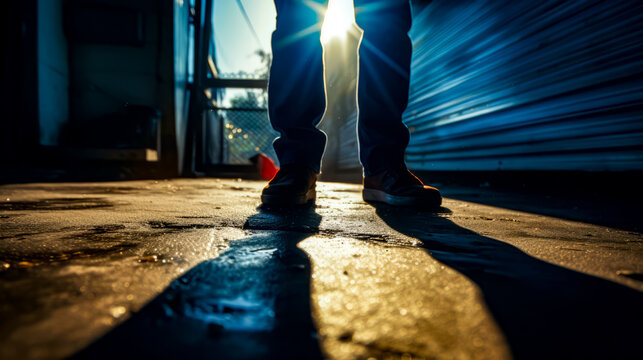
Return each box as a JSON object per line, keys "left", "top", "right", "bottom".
{"left": 363, "top": 166, "right": 442, "bottom": 208}
{"left": 261, "top": 165, "right": 317, "bottom": 206}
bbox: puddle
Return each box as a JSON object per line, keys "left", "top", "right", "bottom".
{"left": 0, "top": 243, "right": 138, "bottom": 267}
{"left": 0, "top": 198, "right": 113, "bottom": 211}
{"left": 181, "top": 295, "right": 275, "bottom": 331}
{"left": 148, "top": 221, "right": 218, "bottom": 230}
{"left": 243, "top": 220, "right": 319, "bottom": 233}
{"left": 350, "top": 233, "right": 389, "bottom": 242}
{"left": 7, "top": 185, "right": 140, "bottom": 194}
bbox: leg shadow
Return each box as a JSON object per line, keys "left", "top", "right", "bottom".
{"left": 73, "top": 205, "right": 323, "bottom": 360}
{"left": 374, "top": 205, "right": 642, "bottom": 359}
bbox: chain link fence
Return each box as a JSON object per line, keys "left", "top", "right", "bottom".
{"left": 212, "top": 107, "right": 279, "bottom": 165}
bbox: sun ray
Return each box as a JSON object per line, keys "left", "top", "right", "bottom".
{"left": 274, "top": 23, "right": 323, "bottom": 50}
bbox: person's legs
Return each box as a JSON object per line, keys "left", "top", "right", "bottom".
{"left": 263, "top": 0, "right": 327, "bottom": 206}
{"left": 355, "top": 0, "right": 441, "bottom": 208}
{"left": 269, "top": 0, "right": 328, "bottom": 173}
{"left": 354, "top": 0, "right": 412, "bottom": 176}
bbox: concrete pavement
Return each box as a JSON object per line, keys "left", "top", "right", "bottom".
{"left": 0, "top": 179, "right": 641, "bottom": 359}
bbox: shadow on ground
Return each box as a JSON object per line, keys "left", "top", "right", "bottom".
{"left": 328, "top": 171, "right": 643, "bottom": 232}
{"left": 374, "top": 204, "right": 642, "bottom": 359}
{"left": 72, "top": 202, "right": 642, "bottom": 359}
{"left": 441, "top": 187, "right": 643, "bottom": 233}
{"left": 73, "top": 206, "right": 323, "bottom": 360}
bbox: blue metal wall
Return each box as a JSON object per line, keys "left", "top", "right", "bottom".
{"left": 403, "top": 0, "right": 643, "bottom": 171}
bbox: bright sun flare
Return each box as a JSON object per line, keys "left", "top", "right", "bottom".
{"left": 321, "top": 0, "right": 355, "bottom": 43}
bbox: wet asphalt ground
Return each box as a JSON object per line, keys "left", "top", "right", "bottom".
{"left": 0, "top": 178, "right": 641, "bottom": 359}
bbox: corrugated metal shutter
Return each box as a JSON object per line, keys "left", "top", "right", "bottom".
{"left": 403, "top": 0, "right": 643, "bottom": 171}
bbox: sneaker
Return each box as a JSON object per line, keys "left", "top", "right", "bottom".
{"left": 261, "top": 165, "right": 317, "bottom": 206}
{"left": 363, "top": 166, "right": 441, "bottom": 208}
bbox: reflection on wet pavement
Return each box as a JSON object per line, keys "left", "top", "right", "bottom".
{"left": 1, "top": 179, "right": 642, "bottom": 359}
{"left": 73, "top": 208, "right": 323, "bottom": 360}
{"left": 300, "top": 236, "right": 509, "bottom": 359}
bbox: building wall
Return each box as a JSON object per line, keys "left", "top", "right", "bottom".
{"left": 0, "top": 1, "right": 39, "bottom": 162}
{"left": 333, "top": 0, "right": 643, "bottom": 172}
{"left": 173, "top": 0, "right": 191, "bottom": 173}
{"left": 65, "top": 0, "right": 182, "bottom": 173}
{"left": 38, "top": 0, "right": 69, "bottom": 146}
{"left": 0, "top": 0, "right": 187, "bottom": 172}
{"left": 67, "top": 0, "right": 161, "bottom": 123}
{"left": 403, "top": 0, "right": 643, "bottom": 171}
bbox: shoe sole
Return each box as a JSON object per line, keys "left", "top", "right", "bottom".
{"left": 261, "top": 188, "right": 316, "bottom": 206}
{"left": 362, "top": 188, "right": 441, "bottom": 208}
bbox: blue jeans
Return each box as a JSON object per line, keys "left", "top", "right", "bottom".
{"left": 269, "top": 0, "right": 412, "bottom": 176}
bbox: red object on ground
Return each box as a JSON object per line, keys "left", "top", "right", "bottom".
{"left": 257, "top": 153, "right": 279, "bottom": 180}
